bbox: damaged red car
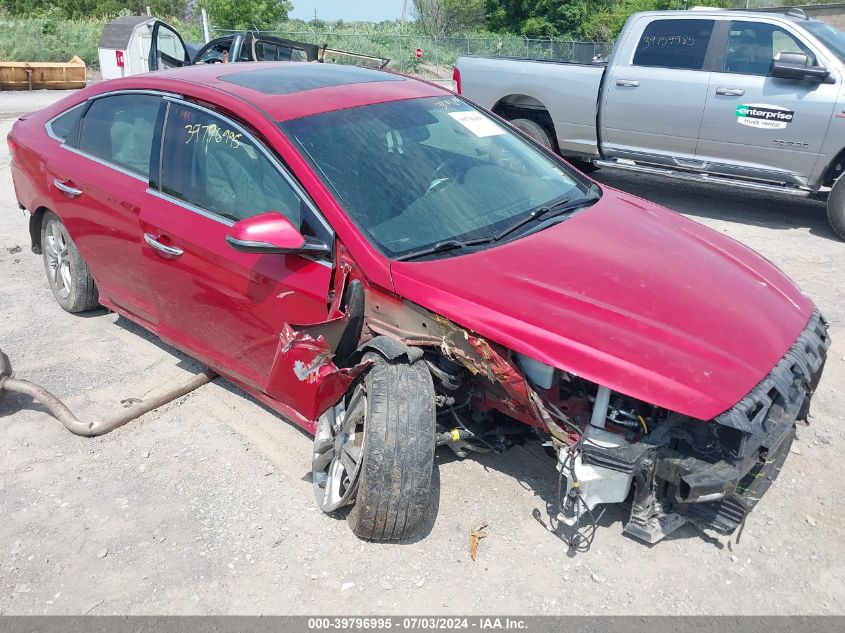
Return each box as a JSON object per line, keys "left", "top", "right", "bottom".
{"left": 8, "top": 62, "right": 830, "bottom": 545}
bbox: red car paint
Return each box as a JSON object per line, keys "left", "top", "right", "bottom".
{"left": 9, "top": 62, "right": 814, "bottom": 434}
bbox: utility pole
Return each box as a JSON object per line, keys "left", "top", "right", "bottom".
{"left": 401, "top": 0, "right": 408, "bottom": 24}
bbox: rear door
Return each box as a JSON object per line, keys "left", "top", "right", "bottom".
{"left": 696, "top": 18, "right": 838, "bottom": 183}
{"left": 601, "top": 16, "right": 717, "bottom": 164}
{"left": 45, "top": 92, "right": 164, "bottom": 324}
{"left": 148, "top": 20, "right": 191, "bottom": 71}
{"left": 139, "top": 99, "right": 334, "bottom": 394}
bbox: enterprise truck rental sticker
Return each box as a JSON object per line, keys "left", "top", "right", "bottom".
{"left": 736, "top": 104, "right": 794, "bottom": 129}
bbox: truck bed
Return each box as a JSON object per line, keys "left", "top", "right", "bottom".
{"left": 456, "top": 55, "right": 606, "bottom": 158}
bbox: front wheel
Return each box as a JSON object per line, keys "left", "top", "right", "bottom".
{"left": 40, "top": 211, "right": 99, "bottom": 313}
{"left": 827, "top": 177, "right": 845, "bottom": 240}
{"left": 312, "top": 351, "right": 436, "bottom": 541}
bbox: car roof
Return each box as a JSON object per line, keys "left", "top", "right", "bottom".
{"left": 635, "top": 8, "right": 812, "bottom": 24}
{"left": 148, "top": 62, "right": 447, "bottom": 121}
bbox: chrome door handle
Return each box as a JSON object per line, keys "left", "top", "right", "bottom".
{"left": 616, "top": 79, "right": 640, "bottom": 87}
{"left": 53, "top": 179, "right": 82, "bottom": 197}
{"left": 716, "top": 87, "right": 745, "bottom": 96}
{"left": 144, "top": 233, "right": 184, "bottom": 257}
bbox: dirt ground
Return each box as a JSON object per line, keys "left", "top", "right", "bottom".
{"left": 1, "top": 90, "right": 843, "bottom": 616}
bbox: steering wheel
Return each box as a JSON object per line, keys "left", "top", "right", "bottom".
{"left": 425, "top": 158, "right": 463, "bottom": 195}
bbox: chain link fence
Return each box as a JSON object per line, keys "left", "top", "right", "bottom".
{"left": 214, "top": 28, "right": 614, "bottom": 78}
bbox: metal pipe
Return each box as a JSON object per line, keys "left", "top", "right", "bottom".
{"left": 0, "top": 365, "right": 215, "bottom": 437}
{"left": 590, "top": 385, "right": 611, "bottom": 429}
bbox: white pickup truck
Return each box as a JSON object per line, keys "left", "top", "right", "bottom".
{"left": 454, "top": 8, "right": 845, "bottom": 238}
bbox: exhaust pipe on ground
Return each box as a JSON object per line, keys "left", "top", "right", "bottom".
{"left": 0, "top": 347, "right": 215, "bottom": 437}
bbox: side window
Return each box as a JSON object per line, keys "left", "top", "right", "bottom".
{"left": 725, "top": 21, "right": 815, "bottom": 75}
{"left": 77, "top": 94, "right": 161, "bottom": 177}
{"left": 632, "top": 19, "right": 715, "bottom": 70}
{"left": 47, "top": 104, "right": 83, "bottom": 142}
{"left": 160, "top": 102, "right": 304, "bottom": 227}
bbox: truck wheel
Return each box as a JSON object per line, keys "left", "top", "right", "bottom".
{"left": 509, "top": 117, "right": 599, "bottom": 173}
{"left": 40, "top": 211, "right": 99, "bottom": 313}
{"left": 312, "top": 351, "right": 435, "bottom": 541}
{"left": 509, "top": 118, "right": 555, "bottom": 150}
{"left": 827, "top": 177, "right": 845, "bottom": 240}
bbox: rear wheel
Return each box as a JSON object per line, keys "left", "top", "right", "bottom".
{"left": 509, "top": 117, "right": 555, "bottom": 150}
{"left": 312, "top": 351, "right": 436, "bottom": 541}
{"left": 508, "top": 117, "right": 599, "bottom": 173}
{"left": 827, "top": 177, "right": 845, "bottom": 240}
{"left": 40, "top": 211, "right": 99, "bottom": 313}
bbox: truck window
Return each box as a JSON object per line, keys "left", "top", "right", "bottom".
{"left": 725, "top": 21, "right": 815, "bottom": 75}
{"left": 632, "top": 19, "right": 715, "bottom": 70}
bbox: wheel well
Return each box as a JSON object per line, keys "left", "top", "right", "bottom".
{"left": 491, "top": 95, "right": 557, "bottom": 151}
{"left": 821, "top": 148, "right": 845, "bottom": 188}
{"left": 29, "top": 206, "right": 50, "bottom": 255}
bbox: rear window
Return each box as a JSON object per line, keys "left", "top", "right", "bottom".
{"left": 47, "top": 104, "right": 83, "bottom": 142}
{"left": 76, "top": 94, "right": 161, "bottom": 177}
{"left": 632, "top": 19, "right": 715, "bottom": 70}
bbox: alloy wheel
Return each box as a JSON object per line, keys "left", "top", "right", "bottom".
{"left": 312, "top": 381, "right": 367, "bottom": 512}
{"left": 45, "top": 219, "right": 72, "bottom": 300}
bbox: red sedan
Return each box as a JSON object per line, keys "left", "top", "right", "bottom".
{"left": 8, "top": 62, "right": 829, "bottom": 545}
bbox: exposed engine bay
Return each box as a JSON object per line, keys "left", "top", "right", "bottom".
{"left": 362, "top": 290, "right": 830, "bottom": 546}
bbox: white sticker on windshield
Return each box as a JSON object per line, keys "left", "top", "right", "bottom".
{"left": 448, "top": 111, "right": 506, "bottom": 137}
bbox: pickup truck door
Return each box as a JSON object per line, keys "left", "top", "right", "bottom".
{"left": 696, "top": 19, "right": 838, "bottom": 184}
{"left": 148, "top": 20, "right": 191, "bottom": 71}
{"left": 601, "top": 17, "right": 717, "bottom": 164}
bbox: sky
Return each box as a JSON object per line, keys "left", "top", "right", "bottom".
{"left": 289, "top": 0, "right": 410, "bottom": 23}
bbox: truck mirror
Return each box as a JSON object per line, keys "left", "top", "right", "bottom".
{"left": 771, "top": 52, "right": 828, "bottom": 81}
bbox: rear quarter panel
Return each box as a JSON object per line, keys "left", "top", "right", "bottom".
{"left": 9, "top": 93, "right": 89, "bottom": 219}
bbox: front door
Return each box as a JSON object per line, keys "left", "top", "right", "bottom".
{"left": 139, "top": 100, "right": 334, "bottom": 394}
{"left": 46, "top": 92, "right": 163, "bottom": 324}
{"left": 601, "top": 16, "right": 716, "bottom": 165}
{"left": 696, "top": 19, "right": 838, "bottom": 183}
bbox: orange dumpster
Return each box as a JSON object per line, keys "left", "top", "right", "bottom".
{"left": 0, "top": 55, "right": 86, "bottom": 90}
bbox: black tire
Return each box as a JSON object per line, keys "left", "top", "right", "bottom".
{"left": 347, "top": 352, "right": 436, "bottom": 541}
{"left": 508, "top": 116, "right": 599, "bottom": 174}
{"left": 509, "top": 117, "right": 555, "bottom": 150}
{"left": 40, "top": 211, "right": 99, "bottom": 313}
{"left": 827, "top": 176, "right": 845, "bottom": 240}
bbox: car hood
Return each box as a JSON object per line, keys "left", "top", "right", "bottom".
{"left": 389, "top": 188, "right": 813, "bottom": 421}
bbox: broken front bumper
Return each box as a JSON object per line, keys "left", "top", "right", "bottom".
{"left": 587, "top": 310, "right": 830, "bottom": 543}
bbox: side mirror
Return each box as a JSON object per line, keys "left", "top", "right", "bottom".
{"left": 225, "top": 212, "right": 330, "bottom": 257}
{"left": 771, "top": 52, "right": 829, "bottom": 82}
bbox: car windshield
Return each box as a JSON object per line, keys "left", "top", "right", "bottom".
{"left": 279, "top": 96, "right": 590, "bottom": 259}
{"left": 805, "top": 20, "right": 845, "bottom": 64}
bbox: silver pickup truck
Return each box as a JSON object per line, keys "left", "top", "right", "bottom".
{"left": 455, "top": 8, "right": 845, "bottom": 238}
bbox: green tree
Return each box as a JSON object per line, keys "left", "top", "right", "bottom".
{"left": 198, "top": 0, "right": 292, "bottom": 30}
{"left": 413, "top": 0, "right": 486, "bottom": 36}
{"left": 0, "top": 0, "right": 188, "bottom": 18}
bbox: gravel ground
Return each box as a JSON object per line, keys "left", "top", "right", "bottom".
{"left": 1, "top": 90, "right": 843, "bottom": 616}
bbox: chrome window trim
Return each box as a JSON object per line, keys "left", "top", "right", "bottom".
{"left": 160, "top": 95, "right": 335, "bottom": 239}
{"left": 60, "top": 144, "right": 149, "bottom": 183}
{"left": 45, "top": 103, "right": 85, "bottom": 142}
{"left": 146, "top": 188, "right": 235, "bottom": 226}
{"left": 55, "top": 90, "right": 178, "bottom": 182}
{"left": 87, "top": 88, "right": 184, "bottom": 101}
{"left": 146, "top": 187, "right": 332, "bottom": 269}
